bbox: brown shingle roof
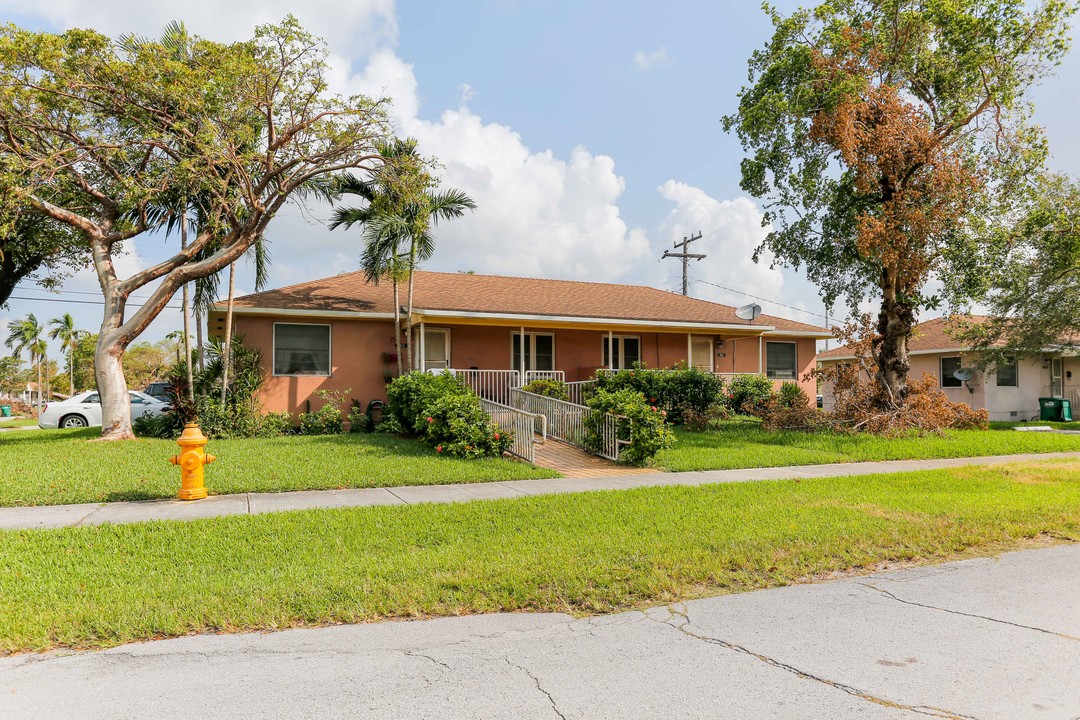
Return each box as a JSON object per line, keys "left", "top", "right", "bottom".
{"left": 818, "top": 316, "right": 988, "bottom": 359}
{"left": 228, "top": 270, "right": 829, "bottom": 334}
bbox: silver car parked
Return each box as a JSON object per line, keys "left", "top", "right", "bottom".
{"left": 38, "top": 391, "right": 170, "bottom": 429}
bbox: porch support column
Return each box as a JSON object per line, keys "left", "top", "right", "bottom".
{"left": 519, "top": 326, "right": 526, "bottom": 383}
{"left": 419, "top": 322, "right": 426, "bottom": 373}
{"left": 687, "top": 334, "right": 692, "bottom": 368}
{"left": 758, "top": 335, "right": 763, "bottom": 375}
{"left": 608, "top": 330, "right": 614, "bottom": 370}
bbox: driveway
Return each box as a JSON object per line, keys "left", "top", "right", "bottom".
{"left": 2, "top": 544, "right": 1078, "bottom": 719}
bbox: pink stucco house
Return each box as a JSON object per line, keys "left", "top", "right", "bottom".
{"left": 210, "top": 270, "right": 831, "bottom": 415}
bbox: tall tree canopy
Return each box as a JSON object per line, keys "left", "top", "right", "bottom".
{"left": 957, "top": 173, "right": 1080, "bottom": 358}
{"left": 0, "top": 17, "right": 392, "bottom": 438}
{"left": 0, "top": 208, "right": 83, "bottom": 306}
{"left": 724, "top": 0, "right": 1074, "bottom": 405}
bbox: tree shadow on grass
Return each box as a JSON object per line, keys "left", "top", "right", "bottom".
{"left": 103, "top": 489, "right": 170, "bottom": 503}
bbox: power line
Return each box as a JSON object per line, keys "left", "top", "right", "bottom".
{"left": 661, "top": 232, "right": 706, "bottom": 296}
{"left": 5, "top": 295, "right": 183, "bottom": 311}
{"left": 692, "top": 279, "right": 833, "bottom": 322}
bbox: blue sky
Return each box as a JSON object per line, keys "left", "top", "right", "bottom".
{"left": 2, "top": 0, "right": 1078, "bottom": 362}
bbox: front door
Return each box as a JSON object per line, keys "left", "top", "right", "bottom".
{"left": 690, "top": 336, "right": 713, "bottom": 372}
{"left": 1051, "top": 358, "right": 1064, "bottom": 397}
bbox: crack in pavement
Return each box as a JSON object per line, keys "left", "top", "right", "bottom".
{"left": 404, "top": 650, "right": 452, "bottom": 671}
{"left": 645, "top": 604, "right": 981, "bottom": 720}
{"left": 504, "top": 658, "right": 567, "bottom": 720}
{"left": 857, "top": 581, "right": 1080, "bottom": 642}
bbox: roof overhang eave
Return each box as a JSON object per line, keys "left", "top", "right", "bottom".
{"left": 411, "top": 308, "right": 776, "bottom": 333}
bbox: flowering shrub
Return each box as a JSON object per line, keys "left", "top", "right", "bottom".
{"left": 422, "top": 393, "right": 513, "bottom": 458}
{"left": 385, "top": 371, "right": 512, "bottom": 458}
{"left": 590, "top": 363, "right": 725, "bottom": 425}
{"left": 583, "top": 388, "right": 675, "bottom": 466}
{"left": 522, "top": 378, "right": 570, "bottom": 401}
{"left": 726, "top": 374, "right": 774, "bottom": 416}
{"left": 299, "top": 388, "right": 349, "bottom": 435}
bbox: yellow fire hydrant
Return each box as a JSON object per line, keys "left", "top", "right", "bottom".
{"left": 169, "top": 423, "right": 216, "bottom": 500}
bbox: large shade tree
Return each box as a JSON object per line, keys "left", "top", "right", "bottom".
{"left": 957, "top": 173, "right": 1080, "bottom": 358}
{"left": 724, "top": 0, "right": 1074, "bottom": 405}
{"left": 0, "top": 18, "right": 391, "bottom": 438}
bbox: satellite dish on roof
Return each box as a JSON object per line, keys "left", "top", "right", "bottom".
{"left": 953, "top": 368, "right": 975, "bottom": 382}
{"left": 735, "top": 303, "right": 762, "bottom": 323}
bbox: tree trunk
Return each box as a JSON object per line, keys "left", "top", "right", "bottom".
{"left": 393, "top": 278, "right": 403, "bottom": 377}
{"left": 220, "top": 262, "right": 237, "bottom": 403}
{"left": 405, "top": 252, "right": 416, "bottom": 373}
{"left": 94, "top": 334, "right": 133, "bottom": 440}
{"left": 68, "top": 344, "right": 74, "bottom": 395}
{"left": 872, "top": 272, "right": 916, "bottom": 407}
{"left": 181, "top": 215, "right": 195, "bottom": 402}
{"left": 36, "top": 360, "right": 42, "bottom": 412}
{"left": 195, "top": 305, "right": 205, "bottom": 373}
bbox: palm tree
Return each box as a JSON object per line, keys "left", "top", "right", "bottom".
{"left": 5, "top": 313, "right": 47, "bottom": 409}
{"left": 331, "top": 139, "right": 475, "bottom": 373}
{"left": 48, "top": 313, "right": 81, "bottom": 395}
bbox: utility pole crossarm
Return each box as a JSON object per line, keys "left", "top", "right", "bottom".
{"left": 661, "top": 231, "right": 705, "bottom": 296}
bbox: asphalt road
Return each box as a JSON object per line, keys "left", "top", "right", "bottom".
{"left": 3, "top": 544, "right": 1078, "bottom": 719}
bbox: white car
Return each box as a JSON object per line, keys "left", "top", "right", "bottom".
{"left": 38, "top": 391, "right": 170, "bottom": 430}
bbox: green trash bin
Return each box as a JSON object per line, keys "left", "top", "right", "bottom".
{"left": 0, "top": 405, "right": 10, "bottom": 417}
{"left": 1039, "top": 397, "right": 1072, "bottom": 422}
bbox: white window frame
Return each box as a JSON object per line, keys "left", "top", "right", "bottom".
{"left": 940, "top": 356, "right": 963, "bottom": 388}
{"left": 765, "top": 341, "right": 798, "bottom": 380}
{"left": 602, "top": 334, "right": 641, "bottom": 370}
{"left": 688, "top": 335, "right": 714, "bottom": 372}
{"left": 511, "top": 332, "right": 556, "bottom": 372}
{"left": 415, "top": 326, "right": 452, "bottom": 371}
{"left": 272, "top": 322, "right": 332, "bottom": 377}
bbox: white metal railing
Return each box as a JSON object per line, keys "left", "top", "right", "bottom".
{"left": 565, "top": 380, "right": 595, "bottom": 406}
{"left": 479, "top": 398, "right": 546, "bottom": 464}
{"left": 524, "top": 370, "right": 565, "bottom": 384}
{"left": 510, "top": 388, "right": 625, "bottom": 461}
{"left": 453, "top": 369, "right": 521, "bottom": 406}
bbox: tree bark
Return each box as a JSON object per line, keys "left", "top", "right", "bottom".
{"left": 220, "top": 262, "right": 237, "bottom": 403}
{"left": 393, "top": 278, "right": 403, "bottom": 377}
{"left": 405, "top": 251, "right": 416, "bottom": 373}
{"left": 35, "top": 357, "right": 42, "bottom": 412}
{"left": 68, "top": 343, "right": 74, "bottom": 396}
{"left": 181, "top": 215, "right": 195, "bottom": 402}
{"left": 94, "top": 335, "right": 132, "bottom": 439}
{"left": 872, "top": 271, "right": 916, "bottom": 407}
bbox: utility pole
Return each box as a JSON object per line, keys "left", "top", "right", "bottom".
{"left": 662, "top": 232, "right": 706, "bottom": 296}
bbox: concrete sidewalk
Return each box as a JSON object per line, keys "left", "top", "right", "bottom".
{"left": 3, "top": 544, "right": 1078, "bottom": 719}
{"left": 3, "top": 451, "right": 1078, "bottom": 531}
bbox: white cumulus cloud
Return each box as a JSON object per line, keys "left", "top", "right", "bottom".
{"left": 633, "top": 47, "right": 670, "bottom": 71}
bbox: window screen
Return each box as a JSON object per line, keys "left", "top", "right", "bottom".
{"left": 765, "top": 342, "right": 797, "bottom": 380}
{"left": 940, "top": 357, "right": 962, "bottom": 387}
{"left": 996, "top": 358, "right": 1018, "bottom": 387}
{"left": 274, "top": 324, "right": 330, "bottom": 375}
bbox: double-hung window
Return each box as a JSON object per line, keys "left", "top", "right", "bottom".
{"left": 602, "top": 335, "right": 640, "bottom": 370}
{"left": 765, "top": 341, "right": 797, "bottom": 380}
{"left": 996, "top": 357, "right": 1018, "bottom": 387}
{"left": 273, "top": 323, "right": 331, "bottom": 376}
{"left": 512, "top": 333, "right": 555, "bottom": 372}
{"left": 940, "top": 356, "right": 963, "bottom": 388}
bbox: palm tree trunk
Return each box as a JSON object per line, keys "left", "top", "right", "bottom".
{"left": 180, "top": 215, "right": 195, "bottom": 402}
{"left": 36, "top": 359, "right": 42, "bottom": 412}
{"left": 406, "top": 244, "right": 417, "bottom": 373}
{"left": 393, "top": 278, "right": 403, "bottom": 377}
{"left": 220, "top": 262, "right": 237, "bottom": 403}
{"left": 68, "top": 342, "right": 74, "bottom": 396}
{"left": 195, "top": 305, "right": 205, "bottom": 373}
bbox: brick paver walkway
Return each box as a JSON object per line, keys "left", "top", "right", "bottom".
{"left": 532, "top": 439, "right": 653, "bottom": 478}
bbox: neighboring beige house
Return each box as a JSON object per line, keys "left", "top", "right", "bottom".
{"left": 817, "top": 316, "right": 1079, "bottom": 422}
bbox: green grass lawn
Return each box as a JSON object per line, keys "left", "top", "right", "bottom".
{"left": 654, "top": 420, "right": 1080, "bottom": 472}
{"left": 0, "top": 417, "right": 37, "bottom": 428}
{"left": 0, "top": 429, "right": 557, "bottom": 507}
{"left": 1, "top": 459, "right": 1077, "bottom": 653}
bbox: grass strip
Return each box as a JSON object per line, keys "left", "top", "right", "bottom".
{"left": 1, "top": 459, "right": 1077, "bottom": 653}
{"left": 656, "top": 422, "right": 1080, "bottom": 472}
{"left": 0, "top": 429, "right": 558, "bottom": 507}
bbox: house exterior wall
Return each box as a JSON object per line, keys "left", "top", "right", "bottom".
{"left": 220, "top": 313, "right": 820, "bottom": 416}
{"left": 820, "top": 351, "right": 1070, "bottom": 422}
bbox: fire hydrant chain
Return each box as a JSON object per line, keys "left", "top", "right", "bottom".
{"left": 169, "top": 423, "right": 215, "bottom": 500}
